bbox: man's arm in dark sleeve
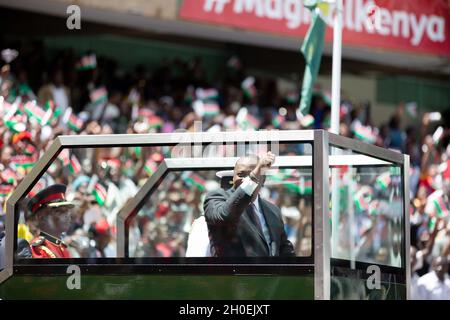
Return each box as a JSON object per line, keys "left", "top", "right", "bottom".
{"left": 204, "top": 187, "right": 253, "bottom": 226}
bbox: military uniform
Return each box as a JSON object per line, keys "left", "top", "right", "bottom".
{"left": 27, "top": 184, "right": 74, "bottom": 259}
{"left": 30, "top": 231, "right": 71, "bottom": 258}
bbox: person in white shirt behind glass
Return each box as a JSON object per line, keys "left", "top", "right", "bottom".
{"left": 417, "top": 256, "right": 450, "bottom": 300}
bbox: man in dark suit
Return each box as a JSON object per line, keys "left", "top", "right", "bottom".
{"left": 204, "top": 152, "right": 295, "bottom": 257}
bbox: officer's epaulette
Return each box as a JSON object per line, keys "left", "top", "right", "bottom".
{"left": 31, "top": 236, "right": 45, "bottom": 247}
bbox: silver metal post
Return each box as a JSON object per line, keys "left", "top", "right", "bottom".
{"left": 313, "top": 130, "right": 330, "bottom": 299}
{"left": 403, "top": 154, "right": 411, "bottom": 300}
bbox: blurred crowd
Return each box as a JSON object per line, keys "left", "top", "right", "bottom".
{"left": 0, "top": 42, "right": 449, "bottom": 298}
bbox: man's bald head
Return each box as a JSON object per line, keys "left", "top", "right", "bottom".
{"left": 432, "top": 256, "right": 448, "bottom": 281}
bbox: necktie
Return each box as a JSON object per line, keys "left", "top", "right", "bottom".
{"left": 248, "top": 203, "right": 263, "bottom": 234}
{"left": 248, "top": 203, "right": 273, "bottom": 255}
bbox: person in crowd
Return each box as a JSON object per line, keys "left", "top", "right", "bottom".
{"left": 417, "top": 256, "right": 450, "bottom": 300}
{"left": 37, "top": 68, "right": 70, "bottom": 121}
{"left": 88, "top": 218, "right": 112, "bottom": 258}
{"left": 27, "top": 184, "right": 74, "bottom": 258}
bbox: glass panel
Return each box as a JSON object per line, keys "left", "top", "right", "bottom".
{"left": 330, "top": 147, "right": 404, "bottom": 268}
{"left": 129, "top": 142, "right": 313, "bottom": 259}
{"left": 0, "top": 203, "right": 4, "bottom": 270}
{"left": 16, "top": 146, "right": 162, "bottom": 259}
{"left": 331, "top": 271, "right": 406, "bottom": 300}
{"left": 130, "top": 167, "right": 313, "bottom": 258}
{"left": 14, "top": 140, "right": 314, "bottom": 261}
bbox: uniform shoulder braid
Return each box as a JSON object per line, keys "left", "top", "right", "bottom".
{"left": 31, "top": 236, "right": 45, "bottom": 247}
{"left": 40, "top": 231, "right": 65, "bottom": 245}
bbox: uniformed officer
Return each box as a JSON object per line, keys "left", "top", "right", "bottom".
{"left": 27, "top": 184, "right": 74, "bottom": 258}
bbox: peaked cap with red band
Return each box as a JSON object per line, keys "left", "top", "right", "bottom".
{"left": 27, "top": 184, "right": 74, "bottom": 216}
{"left": 12, "top": 131, "right": 32, "bottom": 145}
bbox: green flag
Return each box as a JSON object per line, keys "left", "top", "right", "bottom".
{"left": 299, "top": 5, "right": 326, "bottom": 116}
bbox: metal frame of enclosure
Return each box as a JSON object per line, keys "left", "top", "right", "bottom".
{"left": 0, "top": 130, "right": 410, "bottom": 300}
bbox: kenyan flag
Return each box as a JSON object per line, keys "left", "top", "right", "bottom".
{"left": 24, "top": 101, "right": 51, "bottom": 125}
{"left": 237, "top": 111, "right": 260, "bottom": 130}
{"left": 269, "top": 171, "right": 302, "bottom": 194}
{"left": 3, "top": 99, "right": 19, "bottom": 118}
{"left": 67, "top": 114, "right": 84, "bottom": 132}
{"left": 90, "top": 87, "right": 108, "bottom": 105}
{"left": 247, "top": 114, "right": 260, "bottom": 130}
{"left": 285, "top": 178, "right": 301, "bottom": 194}
{"left": 144, "top": 159, "right": 157, "bottom": 176}
{"left": 28, "top": 180, "right": 46, "bottom": 198}
{"left": 1, "top": 168, "right": 16, "bottom": 184}
{"left": 51, "top": 107, "right": 62, "bottom": 121}
{"left": 353, "top": 188, "right": 372, "bottom": 211}
{"left": 10, "top": 155, "right": 35, "bottom": 170}
{"left": 241, "top": 77, "right": 257, "bottom": 99}
{"left": 267, "top": 170, "right": 287, "bottom": 183}
{"left": 432, "top": 194, "right": 449, "bottom": 218}
{"left": 428, "top": 217, "right": 438, "bottom": 232}
{"left": 272, "top": 114, "right": 285, "bottom": 128}
{"left": 353, "top": 125, "right": 376, "bottom": 144}
{"left": 182, "top": 172, "right": 205, "bottom": 191}
{"left": 76, "top": 54, "right": 97, "bottom": 71}
{"left": 44, "top": 100, "right": 55, "bottom": 110}
{"left": 5, "top": 117, "right": 26, "bottom": 133}
{"left": 69, "top": 155, "right": 82, "bottom": 174}
{"left": 0, "top": 184, "right": 14, "bottom": 199}
{"left": 376, "top": 172, "right": 391, "bottom": 190}
{"left": 58, "top": 149, "right": 70, "bottom": 166}
{"left": 93, "top": 182, "right": 107, "bottom": 206}
{"left": 299, "top": 177, "right": 312, "bottom": 195}
{"left": 138, "top": 108, "right": 154, "bottom": 121}
{"left": 266, "top": 170, "right": 308, "bottom": 195}
{"left": 148, "top": 116, "right": 163, "bottom": 129}
{"left": 195, "top": 88, "right": 219, "bottom": 102}
{"left": 45, "top": 100, "right": 62, "bottom": 122}
{"left": 299, "top": 114, "right": 315, "bottom": 128}
{"left": 203, "top": 103, "right": 220, "bottom": 117}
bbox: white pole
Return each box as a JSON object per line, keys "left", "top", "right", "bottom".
{"left": 330, "top": 0, "right": 343, "bottom": 135}
{"left": 330, "top": 0, "right": 343, "bottom": 265}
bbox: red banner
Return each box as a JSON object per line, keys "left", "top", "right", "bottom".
{"left": 179, "top": 0, "right": 450, "bottom": 56}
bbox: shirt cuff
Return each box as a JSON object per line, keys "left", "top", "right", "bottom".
{"left": 240, "top": 176, "right": 259, "bottom": 196}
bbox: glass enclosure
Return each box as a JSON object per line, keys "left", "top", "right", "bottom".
{"left": 328, "top": 145, "right": 407, "bottom": 299}
{"left": 0, "top": 130, "right": 409, "bottom": 300}
{"left": 330, "top": 147, "right": 404, "bottom": 267}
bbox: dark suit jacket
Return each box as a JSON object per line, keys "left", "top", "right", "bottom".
{"left": 204, "top": 187, "right": 295, "bottom": 257}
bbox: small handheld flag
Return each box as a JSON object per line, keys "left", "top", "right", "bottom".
{"left": 241, "top": 77, "right": 257, "bottom": 100}
{"left": 93, "top": 182, "right": 107, "bottom": 206}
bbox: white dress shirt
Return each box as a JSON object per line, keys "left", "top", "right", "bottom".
{"left": 417, "top": 271, "right": 450, "bottom": 300}
{"left": 411, "top": 273, "right": 421, "bottom": 300}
